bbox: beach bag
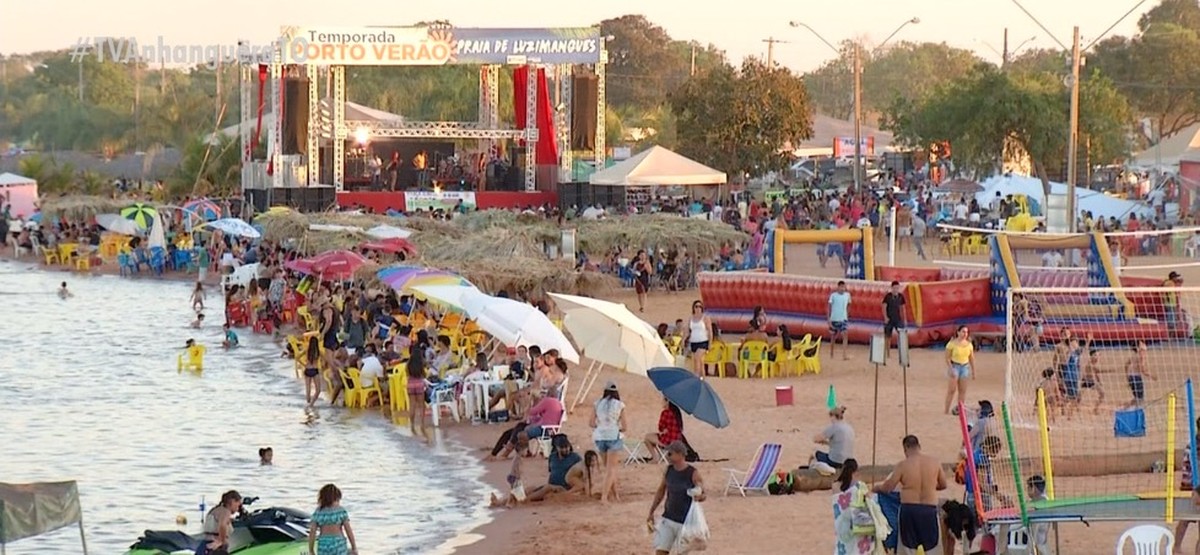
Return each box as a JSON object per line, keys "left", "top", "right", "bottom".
{"left": 670, "top": 503, "right": 710, "bottom": 554}
{"left": 1115, "top": 408, "right": 1146, "bottom": 438}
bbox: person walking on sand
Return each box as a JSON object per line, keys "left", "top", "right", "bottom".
{"left": 633, "top": 250, "right": 652, "bottom": 312}
{"left": 944, "top": 325, "right": 975, "bottom": 415}
{"left": 873, "top": 435, "right": 947, "bottom": 555}
{"left": 683, "top": 300, "right": 713, "bottom": 379}
{"left": 191, "top": 281, "right": 206, "bottom": 312}
{"left": 591, "top": 380, "right": 627, "bottom": 503}
{"left": 828, "top": 280, "right": 851, "bottom": 360}
{"left": 647, "top": 441, "right": 706, "bottom": 555}
{"left": 307, "top": 484, "right": 358, "bottom": 555}
{"left": 1123, "top": 340, "right": 1156, "bottom": 409}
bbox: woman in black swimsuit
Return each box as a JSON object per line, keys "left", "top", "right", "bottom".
{"left": 633, "top": 250, "right": 652, "bottom": 312}
{"left": 319, "top": 303, "right": 341, "bottom": 369}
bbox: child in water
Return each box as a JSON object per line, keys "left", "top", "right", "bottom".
{"left": 222, "top": 323, "right": 239, "bottom": 350}
{"left": 191, "top": 313, "right": 205, "bottom": 329}
{"left": 191, "top": 282, "right": 205, "bottom": 311}
{"left": 58, "top": 282, "right": 73, "bottom": 299}
{"left": 258, "top": 447, "right": 273, "bottom": 465}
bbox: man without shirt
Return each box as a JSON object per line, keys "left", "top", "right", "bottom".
{"left": 874, "top": 435, "right": 947, "bottom": 555}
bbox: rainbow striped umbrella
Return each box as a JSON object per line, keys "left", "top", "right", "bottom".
{"left": 120, "top": 203, "right": 159, "bottom": 229}
{"left": 377, "top": 266, "right": 470, "bottom": 292}
{"left": 182, "top": 198, "right": 222, "bottom": 221}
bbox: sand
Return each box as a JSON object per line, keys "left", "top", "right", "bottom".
{"left": 12, "top": 242, "right": 1200, "bottom": 554}
{"left": 452, "top": 246, "right": 1200, "bottom": 555}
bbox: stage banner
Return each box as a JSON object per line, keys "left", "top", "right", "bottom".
{"left": 283, "top": 26, "right": 602, "bottom": 66}
{"left": 404, "top": 191, "right": 477, "bottom": 212}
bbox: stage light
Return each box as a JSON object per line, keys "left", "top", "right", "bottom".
{"left": 354, "top": 127, "right": 369, "bottom": 145}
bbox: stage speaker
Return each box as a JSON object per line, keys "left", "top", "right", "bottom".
{"left": 570, "top": 73, "right": 598, "bottom": 151}
{"left": 282, "top": 78, "right": 310, "bottom": 155}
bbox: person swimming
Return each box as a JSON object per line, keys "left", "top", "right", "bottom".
{"left": 191, "top": 313, "right": 205, "bottom": 328}
{"left": 259, "top": 447, "right": 273, "bottom": 465}
{"left": 222, "top": 323, "right": 239, "bottom": 349}
{"left": 58, "top": 281, "right": 73, "bottom": 299}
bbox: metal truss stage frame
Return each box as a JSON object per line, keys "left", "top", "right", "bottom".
{"left": 238, "top": 28, "right": 608, "bottom": 193}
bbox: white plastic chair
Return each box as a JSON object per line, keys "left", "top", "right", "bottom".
{"left": 429, "top": 386, "right": 460, "bottom": 427}
{"left": 1005, "top": 525, "right": 1030, "bottom": 555}
{"left": 1116, "top": 524, "right": 1174, "bottom": 554}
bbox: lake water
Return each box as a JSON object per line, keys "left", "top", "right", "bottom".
{"left": 0, "top": 264, "right": 488, "bottom": 554}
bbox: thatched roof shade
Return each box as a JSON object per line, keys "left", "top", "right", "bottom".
{"left": 39, "top": 195, "right": 142, "bottom": 220}
{"left": 576, "top": 214, "right": 748, "bottom": 258}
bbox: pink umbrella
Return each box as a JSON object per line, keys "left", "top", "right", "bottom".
{"left": 359, "top": 238, "right": 418, "bottom": 258}
{"left": 288, "top": 250, "right": 368, "bottom": 281}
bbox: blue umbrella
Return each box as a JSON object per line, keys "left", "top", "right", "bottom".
{"left": 647, "top": 367, "right": 730, "bottom": 428}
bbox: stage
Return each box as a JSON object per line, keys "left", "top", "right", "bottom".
{"left": 337, "top": 191, "right": 558, "bottom": 213}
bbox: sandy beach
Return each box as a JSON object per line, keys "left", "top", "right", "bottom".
{"left": 451, "top": 247, "right": 1200, "bottom": 555}
{"left": 11, "top": 245, "right": 1197, "bottom": 554}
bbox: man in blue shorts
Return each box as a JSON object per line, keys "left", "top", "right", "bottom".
{"left": 874, "top": 435, "right": 947, "bottom": 554}
{"left": 828, "top": 280, "right": 851, "bottom": 360}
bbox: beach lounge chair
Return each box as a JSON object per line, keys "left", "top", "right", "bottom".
{"left": 723, "top": 443, "right": 782, "bottom": 497}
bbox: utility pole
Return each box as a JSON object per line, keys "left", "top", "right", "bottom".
{"left": 762, "top": 37, "right": 789, "bottom": 67}
{"left": 78, "top": 60, "right": 84, "bottom": 102}
{"left": 1002, "top": 28, "right": 1010, "bottom": 68}
{"left": 215, "top": 59, "right": 223, "bottom": 127}
{"left": 1067, "top": 26, "right": 1081, "bottom": 229}
{"left": 690, "top": 45, "right": 697, "bottom": 76}
{"left": 852, "top": 43, "right": 863, "bottom": 191}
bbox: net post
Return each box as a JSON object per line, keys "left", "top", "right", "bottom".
{"left": 1004, "top": 288, "right": 1014, "bottom": 402}
{"left": 1001, "top": 402, "right": 1030, "bottom": 527}
{"left": 957, "top": 401, "right": 986, "bottom": 520}
{"left": 1168, "top": 392, "right": 1178, "bottom": 523}
{"left": 1035, "top": 387, "right": 1055, "bottom": 500}
{"left": 1188, "top": 379, "right": 1198, "bottom": 490}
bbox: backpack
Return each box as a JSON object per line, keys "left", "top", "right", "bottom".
{"left": 767, "top": 471, "right": 794, "bottom": 495}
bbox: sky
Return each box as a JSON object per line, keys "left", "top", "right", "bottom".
{"left": 0, "top": 0, "right": 1155, "bottom": 72}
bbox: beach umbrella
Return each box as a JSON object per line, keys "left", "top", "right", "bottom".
{"left": 182, "top": 198, "right": 222, "bottom": 221}
{"left": 204, "top": 217, "right": 261, "bottom": 238}
{"left": 365, "top": 224, "right": 413, "bottom": 239}
{"left": 378, "top": 266, "right": 469, "bottom": 292}
{"left": 95, "top": 213, "right": 142, "bottom": 235}
{"left": 547, "top": 292, "right": 672, "bottom": 377}
{"left": 120, "top": 203, "right": 158, "bottom": 229}
{"left": 462, "top": 294, "right": 580, "bottom": 363}
{"left": 647, "top": 367, "right": 730, "bottom": 428}
{"left": 305, "top": 250, "right": 369, "bottom": 281}
{"left": 410, "top": 284, "right": 486, "bottom": 313}
{"left": 360, "top": 238, "right": 418, "bottom": 257}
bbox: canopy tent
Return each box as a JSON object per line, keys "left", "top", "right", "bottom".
{"left": 0, "top": 173, "right": 39, "bottom": 219}
{"left": 0, "top": 481, "right": 87, "bottom": 553}
{"left": 589, "top": 146, "right": 726, "bottom": 186}
{"left": 1130, "top": 123, "right": 1200, "bottom": 170}
{"left": 976, "top": 174, "right": 1155, "bottom": 221}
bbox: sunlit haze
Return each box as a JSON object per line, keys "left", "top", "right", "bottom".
{"left": 0, "top": 0, "right": 1153, "bottom": 71}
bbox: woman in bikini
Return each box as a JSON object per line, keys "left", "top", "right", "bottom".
{"left": 633, "top": 250, "right": 652, "bottom": 312}
{"left": 406, "top": 342, "right": 431, "bottom": 444}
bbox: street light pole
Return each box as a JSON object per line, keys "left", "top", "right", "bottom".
{"left": 853, "top": 44, "right": 863, "bottom": 190}
{"left": 1067, "top": 26, "right": 1082, "bottom": 229}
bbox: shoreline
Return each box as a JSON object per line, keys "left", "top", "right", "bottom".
{"left": 0, "top": 254, "right": 528, "bottom": 554}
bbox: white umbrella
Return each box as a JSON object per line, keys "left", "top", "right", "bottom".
{"left": 366, "top": 224, "right": 413, "bottom": 239}
{"left": 148, "top": 213, "right": 166, "bottom": 249}
{"left": 410, "top": 284, "right": 485, "bottom": 312}
{"left": 205, "top": 218, "right": 261, "bottom": 238}
{"left": 547, "top": 293, "right": 672, "bottom": 376}
{"left": 462, "top": 294, "right": 580, "bottom": 363}
{"left": 95, "top": 213, "right": 142, "bottom": 235}
{"left": 225, "top": 262, "right": 260, "bottom": 287}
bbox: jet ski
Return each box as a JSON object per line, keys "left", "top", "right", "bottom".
{"left": 125, "top": 496, "right": 311, "bottom": 555}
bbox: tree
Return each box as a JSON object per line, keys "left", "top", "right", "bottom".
{"left": 670, "top": 58, "right": 813, "bottom": 178}
{"left": 861, "top": 41, "right": 981, "bottom": 115}
{"left": 1090, "top": 0, "right": 1200, "bottom": 137}
{"left": 884, "top": 64, "right": 1130, "bottom": 182}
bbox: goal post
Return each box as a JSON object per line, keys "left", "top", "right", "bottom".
{"left": 990, "top": 285, "right": 1200, "bottom": 521}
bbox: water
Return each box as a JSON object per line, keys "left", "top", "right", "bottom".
{"left": 0, "top": 265, "right": 489, "bottom": 554}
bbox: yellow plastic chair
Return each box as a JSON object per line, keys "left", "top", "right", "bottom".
{"left": 773, "top": 335, "right": 811, "bottom": 377}
{"left": 43, "top": 250, "right": 59, "bottom": 265}
{"left": 703, "top": 342, "right": 728, "bottom": 378}
{"left": 296, "top": 306, "right": 318, "bottom": 332}
{"left": 738, "top": 340, "right": 771, "bottom": 379}
{"left": 75, "top": 255, "right": 91, "bottom": 271}
{"left": 665, "top": 335, "right": 683, "bottom": 356}
{"left": 58, "top": 243, "right": 78, "bottom": 263}
{"left": 177, "top": 344, "right": 206, "bottom": 373}
{"left": 389, "top": 372, "right": 410, "bottom": 413}
{"left": 285, "top": 335, "right": 308, "bottom": 378}
{"left": 964, "top": 234, "right": 985, "bottom": 255}
{"left": 798, "top": 337, "right": 823, "bottom": 374}
{"left": 440, "top": 312, "right": 463, "bottom": 331}
{"left": 343, "top": 368, "right": 382, "bottom": 408}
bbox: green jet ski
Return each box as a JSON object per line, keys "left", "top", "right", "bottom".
{"left": 125, "top": 496, "right": 311, "bottom": 555}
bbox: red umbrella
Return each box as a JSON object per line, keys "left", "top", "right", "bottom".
{"left": 360, "top": 238, "right": 418, "bottom": 258}
{"left": 290, "top": 250, "right": 369, "bottom": 280}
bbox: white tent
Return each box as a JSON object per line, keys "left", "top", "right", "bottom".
{"left": 589, "top": 145, "right": 726, "bottom": 186}
{"left": 0, "top": 173, "right": 38, "bottom": 219}
{"left": 1130, "top": 123, "right": 1200, "bottom": 170}
{"left": 976, "top": 174, "right": 1155, "bottom": 221}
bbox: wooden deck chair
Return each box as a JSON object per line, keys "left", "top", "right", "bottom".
{"left": 723, "top": 443, "right": 782, "bottom": 496}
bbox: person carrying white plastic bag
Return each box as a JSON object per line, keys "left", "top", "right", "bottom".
{"left": 646, "top": 441, "right": 708, "bottom": 555}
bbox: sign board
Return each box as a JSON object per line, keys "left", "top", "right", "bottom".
{"left": 282, "top": 26, "right": 603, "bottom": 66}
{"left": 898, "top": 333, "right": 910, "bottom": 367}
{"left": 832, "top": 136, "right": 875, "bottom": 158}
{"left": 869, "top": 334, "right": 887, "bottom": 365}
{"left": 403, "top": 191, "right": 476, "bottom": 212}
{"left": 561, "top": 229, "right": 577, "bottom": 262}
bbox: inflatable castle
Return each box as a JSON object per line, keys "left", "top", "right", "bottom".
{"left": 698, "top": 228, "right": 1174, "bottom": 346}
